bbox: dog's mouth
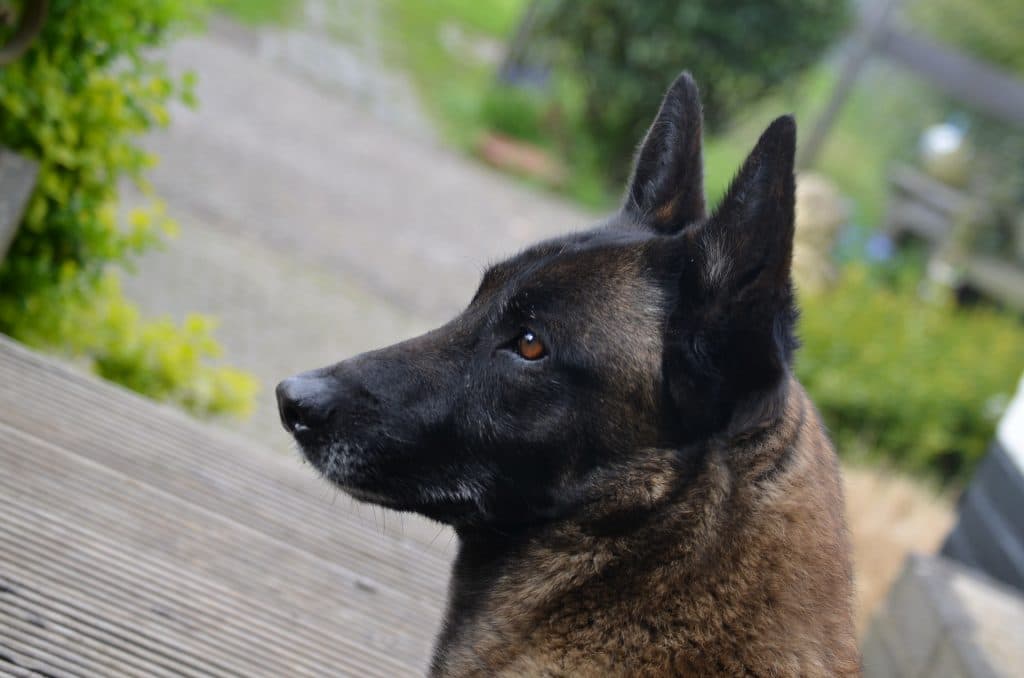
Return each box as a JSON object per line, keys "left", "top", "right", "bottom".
{"left": 296, "top": 438, "right": 403, "bottom": 511}
{"left": 293, "top": 433, "right": 483, "bottom": 521}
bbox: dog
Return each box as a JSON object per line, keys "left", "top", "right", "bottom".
{"left": 277, "top": 72, "right": 859, "bottom": 676}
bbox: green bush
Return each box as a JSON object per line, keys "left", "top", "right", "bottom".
{"left": 479, "top": 85, "right": 549, "bottom": 145}
{"left": 0, "top": 0, "right": 258, "bottom": 418}
{"left": 798, "top": 265, "right": 1024, "bottom": 483}
{"left": 535, "top": 0, "right": 850, "bottom": 182}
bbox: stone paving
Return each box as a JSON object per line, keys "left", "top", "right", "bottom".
{"left": 121, "top": 23, "right": 593, "bottom": 452}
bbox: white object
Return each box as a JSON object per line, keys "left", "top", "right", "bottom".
{"left": 998, "top": 373, "right": 1024, "bottom": 471}
{"left": 919, "top": 123, "right": 972, "bottom": 187}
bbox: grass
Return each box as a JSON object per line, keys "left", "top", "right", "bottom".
{"left": 211, "top": 0, "right": 300, "bottom": 25}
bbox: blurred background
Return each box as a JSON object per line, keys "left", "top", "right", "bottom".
{"left": 1, "top": 0, "right": 1023, "bottom": 673}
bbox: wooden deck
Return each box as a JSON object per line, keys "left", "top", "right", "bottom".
{"left": 0, "top": 336, "right": 451, "bottom": 676}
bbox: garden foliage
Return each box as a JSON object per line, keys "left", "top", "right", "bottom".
{"left": 0, "top": 0, "right": 257, "bottom": 417}
{"left": 798, "top": 265, "right": 1024, "bottom": 483}
{"left": 535, "top": 0, "right": 850, "bottom": 182}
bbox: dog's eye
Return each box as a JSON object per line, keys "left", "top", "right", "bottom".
{"left": 516, "top": 330, "right": 546, "bottom": 360}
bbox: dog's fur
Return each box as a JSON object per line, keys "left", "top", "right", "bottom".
{"left": 277, "top": 72, "right": 859, "bottom": 676}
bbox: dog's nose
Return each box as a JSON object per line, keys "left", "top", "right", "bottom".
{"left": 276, "top": 373, "right": 335, "bottom": 434}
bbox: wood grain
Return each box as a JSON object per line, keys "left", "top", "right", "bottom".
{"left": 0, "top": 336, "right": 450, "bottom": 676}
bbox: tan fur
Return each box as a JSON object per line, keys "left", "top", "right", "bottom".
{"left": 434, "top": 381, "right": 859, "bottom": 677}
{"left": 654, "top": 196, "right": 679, "bottom": 224}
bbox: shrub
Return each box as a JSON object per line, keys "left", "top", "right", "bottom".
{"left": 535, "top": 0, "right": 850, "bottom": 182}
{"left": 798, "top": 264, "right": 1024, "bottom": 483}
{"left": 0, "top": 0, "right": 258, "bottom": 418}
{"left": 479, "top": 85, "right": 550, "bottom": 145}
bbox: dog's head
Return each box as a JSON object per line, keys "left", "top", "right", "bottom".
{"left": 277, "top": 73, "right": 798, "bottom": 529}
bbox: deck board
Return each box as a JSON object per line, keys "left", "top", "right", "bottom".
{"left": 0, "top": 336, "right": 450, "bottom": 676}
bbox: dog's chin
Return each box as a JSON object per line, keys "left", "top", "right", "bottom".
{"left": 343, "top": 476, "right": 481, "bottom": 525}
{"left": 295, "top": 439, "right": 377, "bottom": 494}
{"left": 296, "top": 440, "right": 480, "bottom": 523}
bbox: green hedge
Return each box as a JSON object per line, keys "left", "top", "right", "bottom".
{"left": 798, "top": 265, "right": 1024, "bottom": 483}
{"left": 0, "top": 1, "right": 257, "bottom": 417}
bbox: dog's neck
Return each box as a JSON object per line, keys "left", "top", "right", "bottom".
{"left": 430, "top": 382, "right": 856, "bottom": 677}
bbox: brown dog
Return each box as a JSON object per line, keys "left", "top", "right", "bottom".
{"left": 277, "top": 72, "right": 859, "bottom": 676}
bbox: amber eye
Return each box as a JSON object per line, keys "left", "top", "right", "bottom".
{"left": 516, "top": 330, "right": 547, "bottom": 360}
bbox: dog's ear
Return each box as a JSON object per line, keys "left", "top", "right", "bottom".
{"left": 663, "top": 116, "right": 798, "bottom": 435}
{"left": 622, "top": 72, "right": 705, "bottom": 234}
{"left": 696, "top": 115, "right": 797, "bottom": 302}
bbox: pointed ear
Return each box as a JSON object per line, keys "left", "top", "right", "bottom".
{"left": 697, "top": 115, "right": 797, "bottom": 298}
{"left": 662, "top": 116, "right": 798, "bottom": 437}
{"left": 622, "top": 71, "right": 706, "bottom": 234}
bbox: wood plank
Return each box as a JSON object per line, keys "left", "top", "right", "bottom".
{"left": 0, "top": 336, "right": 451, "bottom": 675}
{"left": 0, "top": 339, "right": 454, "bottom": 593}
{"left": 0, "top": 497, "right": 433, "bottom": 654}
{"left": 885, "top": 199, "right": 953, "bottom": 244}
{"left": 877, "top": 27, "right": 1024, "bottom": 128}
{"left": 0, "top": 654, "right": 36, "bottom": 678}
{"left": 961, "top": 255, "right": 1024, "bottom": 311}
{"left": 2, "top": 561, "right": 330, "bottom": 678}
{"left": 0, "top": 619, "right": 95, "bottom": 678}
{"left": 0, "top": 607, "right": 156, "bottom": 678}
{"left": 0, "top": 498, "right": 430, "bottom": 660}
{"left": 0, "top": 400, "right": 452, "bottom": 614}
{"left": 889, "top": 166, "right": 971, "bottom": 217}
{"left": 0, "top": 508, "right": 428, "bottom": 673}
{"left": 0, "top": 420, "right": 441, "bottom": 653}
{"left": 0, "top": 425, "right": 429, "bottom": 676}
